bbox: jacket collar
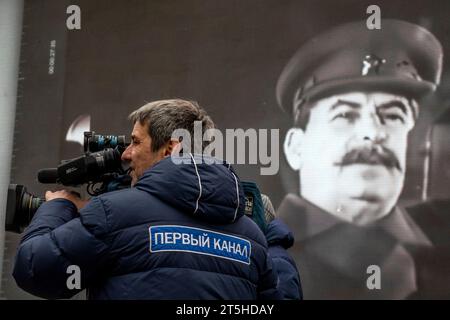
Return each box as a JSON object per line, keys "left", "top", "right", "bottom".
{"left": 277, "top": 193, "right": 431, "bottom": 246}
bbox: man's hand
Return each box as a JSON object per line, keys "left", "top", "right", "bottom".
{"left": 45, "top": 190, "right": 89, "bottom": 210}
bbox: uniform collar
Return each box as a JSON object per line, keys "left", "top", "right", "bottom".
{"left": 277, "top": 193, "right": 432, "bottom": 246}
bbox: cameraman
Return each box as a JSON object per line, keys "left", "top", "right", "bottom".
{"left": 13, "top": 99, "right": 280, "bottom": 300}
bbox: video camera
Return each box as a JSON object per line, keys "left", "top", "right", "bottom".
{"left": 6, "top": 131, "right": 131, "bottom": 233}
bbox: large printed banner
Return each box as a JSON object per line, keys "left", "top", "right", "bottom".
{"left": 3, "top": 0, "right": 450, "bottom": 299}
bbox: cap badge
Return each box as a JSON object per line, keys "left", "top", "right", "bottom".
{"left": 362, "top": 54, "right": 386, "bottom": 76}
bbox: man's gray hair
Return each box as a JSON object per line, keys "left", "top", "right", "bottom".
{"left": 128, "top": 99, "right": 215, "bottom": 152}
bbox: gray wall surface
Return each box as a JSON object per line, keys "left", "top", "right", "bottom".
{"left": 0, "top": 0, "right": 24, "bottom": 298}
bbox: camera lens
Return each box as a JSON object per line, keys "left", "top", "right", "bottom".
{"left": 6, "top": 184, "right": 44, "bottom": 233}
{"left": 84, "top": 131, "right": 127, "bottom": 153}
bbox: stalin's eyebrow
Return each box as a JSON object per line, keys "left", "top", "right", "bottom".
{"left": 377, "top": 101, "right": 407, "bottom": 114}
{"left": 376, "top": 100, "right": 417, "bottom": 120}
{"left": 329, "top": 99, "right": 361, "bottom": 111}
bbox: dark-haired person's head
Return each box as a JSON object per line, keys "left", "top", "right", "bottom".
{"left": 121, "top": 99, "right": 215, "bottom": 186}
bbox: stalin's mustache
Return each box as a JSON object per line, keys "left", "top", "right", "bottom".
{"left": 334, "top": 145, "right": 402, "bottom": 172}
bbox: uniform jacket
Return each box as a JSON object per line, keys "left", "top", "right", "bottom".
{"left": 13, "top": 155, "right": 280, "bottom": 300}
{"left": 277, "top": 193, "right": 442, "bottom": 299}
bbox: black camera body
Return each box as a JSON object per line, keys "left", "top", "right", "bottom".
{"left": 6, "top": 131, "right": 131, "bottom": 233}
{"left": 38, "top": 131, "right": 128, "bottom": 186}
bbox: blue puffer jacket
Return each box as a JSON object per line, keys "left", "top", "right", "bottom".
{"left": 13, "top": 155, "right": 280, "bottom": 300}
{"left": 266, "top": 219, "right": 303, "bottom": 300}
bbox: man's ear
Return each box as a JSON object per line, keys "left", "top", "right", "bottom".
{"left": 164, "top": 139, "right": 182, "bottom": 157}
{"left": 284, "top": 128, "right": 305, "bottom": 171}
